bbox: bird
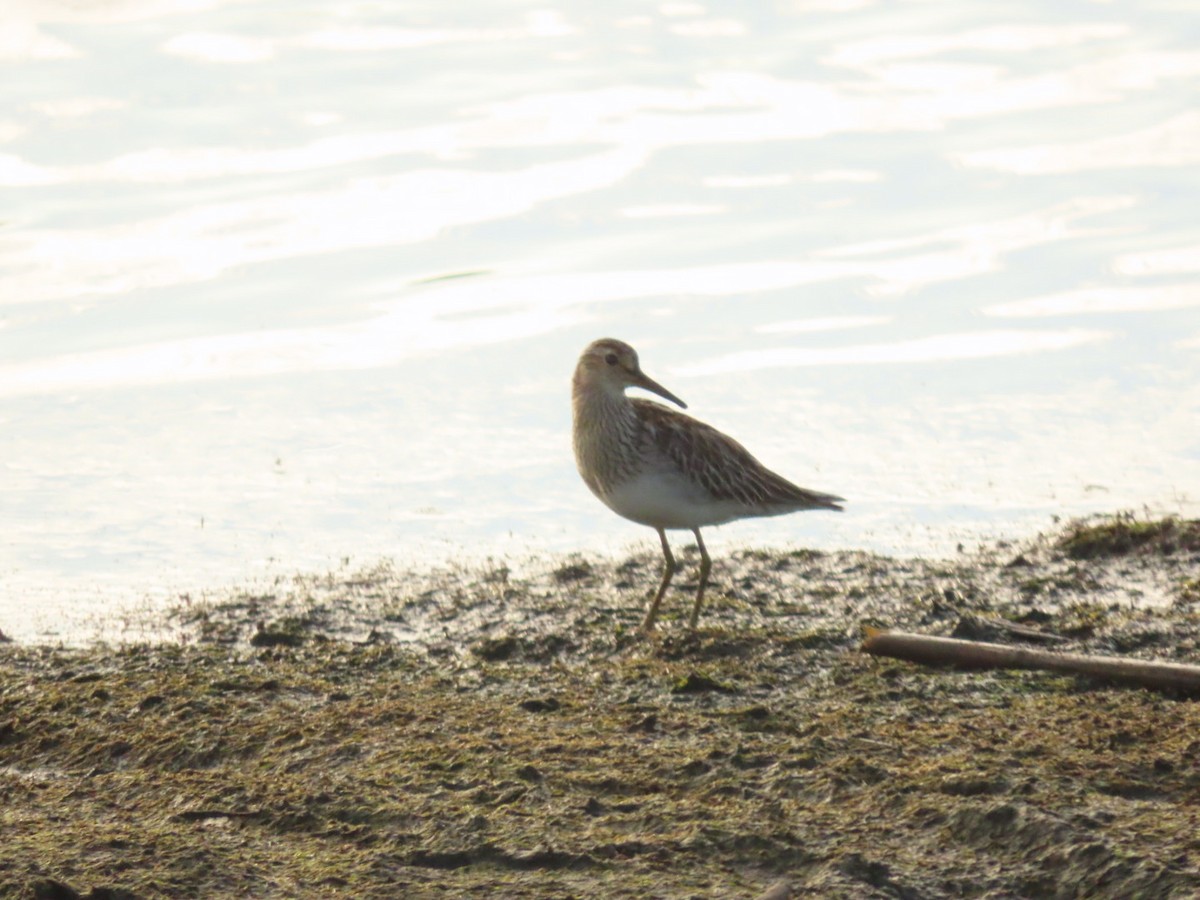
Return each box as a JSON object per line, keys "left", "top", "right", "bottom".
{"left": 571, "top": 337, "right": 844, "bottom": 631}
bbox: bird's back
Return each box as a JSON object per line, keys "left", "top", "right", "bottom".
{"left": 631, "top": 399, "right": 844, "bottom": 516}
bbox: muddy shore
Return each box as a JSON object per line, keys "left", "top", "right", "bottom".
{"left": 2, "top": 514, "right": 1199, "bottom": 899}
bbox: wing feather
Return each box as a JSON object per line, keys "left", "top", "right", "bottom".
{"left": 632, "top": 400, "right": 843, "bottom": 512}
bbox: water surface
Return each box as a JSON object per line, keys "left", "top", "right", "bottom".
{"left": 2, "top": 0, "right": 1198, "bottom": 640}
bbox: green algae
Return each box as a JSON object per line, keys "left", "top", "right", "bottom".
{"left": 1056, "top": 513, "right": 1200, "bottom": 561}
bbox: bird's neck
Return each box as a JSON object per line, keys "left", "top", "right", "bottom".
{"left": 572, "top": 379, "right": 641, "bottom": 496}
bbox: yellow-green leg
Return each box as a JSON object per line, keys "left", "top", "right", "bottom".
{"left": 687, "top": 528, "right": 712, "bottom": 630}
{"left": 641, "top": 528, "right": 676, "bottom": 632}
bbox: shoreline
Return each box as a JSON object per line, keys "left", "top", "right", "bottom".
{"left": 2, "top": 513, "right": 1199, "bottom": 898}
{"left": 6, "top": 504, "right": 1170, "bottom": 647}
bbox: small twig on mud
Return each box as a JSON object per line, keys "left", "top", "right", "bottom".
{"left": 861, "top": 628, "right": 1200, "bottom": 696}
{"left": 951, "top": 612, "right": 1068, "bottom": 645}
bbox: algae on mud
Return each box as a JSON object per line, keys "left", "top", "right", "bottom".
{"left": 2, "top": 515, "right": 1199, "bottom": 898}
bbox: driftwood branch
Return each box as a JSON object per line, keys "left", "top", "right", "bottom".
{"left": 861, "top": 628, "right": 1200, "bottom": 695}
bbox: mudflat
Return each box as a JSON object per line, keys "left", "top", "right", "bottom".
{"left": 2, "top": 515, "right": 1199, "bottom": 899}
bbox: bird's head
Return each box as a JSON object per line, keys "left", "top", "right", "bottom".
{"left": 573, "top": 338, "right": 687, "bottom": 409}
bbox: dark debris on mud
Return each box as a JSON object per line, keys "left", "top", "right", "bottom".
{"left": 2, "top": 514, "right": 1199, "bottom": 898}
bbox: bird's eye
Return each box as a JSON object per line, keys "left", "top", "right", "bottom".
{"left": 605, "top": 353, "right": 618, "bottom": 366}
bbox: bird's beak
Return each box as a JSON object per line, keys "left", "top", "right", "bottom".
{"left": 633, "top": 369, "right": 687, "bottom": 409}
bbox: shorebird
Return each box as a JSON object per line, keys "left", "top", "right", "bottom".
{"left": 571, "top": 337, "right": 844, "bottom": 631}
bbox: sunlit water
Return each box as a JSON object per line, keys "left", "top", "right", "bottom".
{"left": 2, "top": 0, "right": 1198, "bottom": 642}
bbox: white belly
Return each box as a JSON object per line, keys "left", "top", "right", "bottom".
{"left": 600, "top": 470, "right": 748, "bottom": 529}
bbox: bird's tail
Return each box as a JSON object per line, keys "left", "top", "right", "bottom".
{"left": 800, "top": 488, "right": 845, "bottom": 511}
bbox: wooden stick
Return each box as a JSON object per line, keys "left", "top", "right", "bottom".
{"left": 861, "top": 628, "right": 1200, "bottom": 695}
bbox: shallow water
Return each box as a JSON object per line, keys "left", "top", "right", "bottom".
{"left": 2, "top": 0, "right": 1198, "bottom": 641}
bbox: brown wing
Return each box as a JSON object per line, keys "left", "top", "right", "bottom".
{"left": 632, "top": 399, "right": 844, "bottom": 511}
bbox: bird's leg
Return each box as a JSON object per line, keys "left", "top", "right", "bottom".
{"left": 688, "top": 528, "right": 712, "bottom": 630}
{"left": 641, "top": 528, "right": 676, "bottom": 632}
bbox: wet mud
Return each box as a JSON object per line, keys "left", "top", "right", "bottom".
{"left": 2, "top": 514, "right": 1199, "bottom": 898}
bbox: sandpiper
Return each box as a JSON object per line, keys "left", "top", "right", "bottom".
{"left": 572, "top": 338, "right": 844, "bottom": 631}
